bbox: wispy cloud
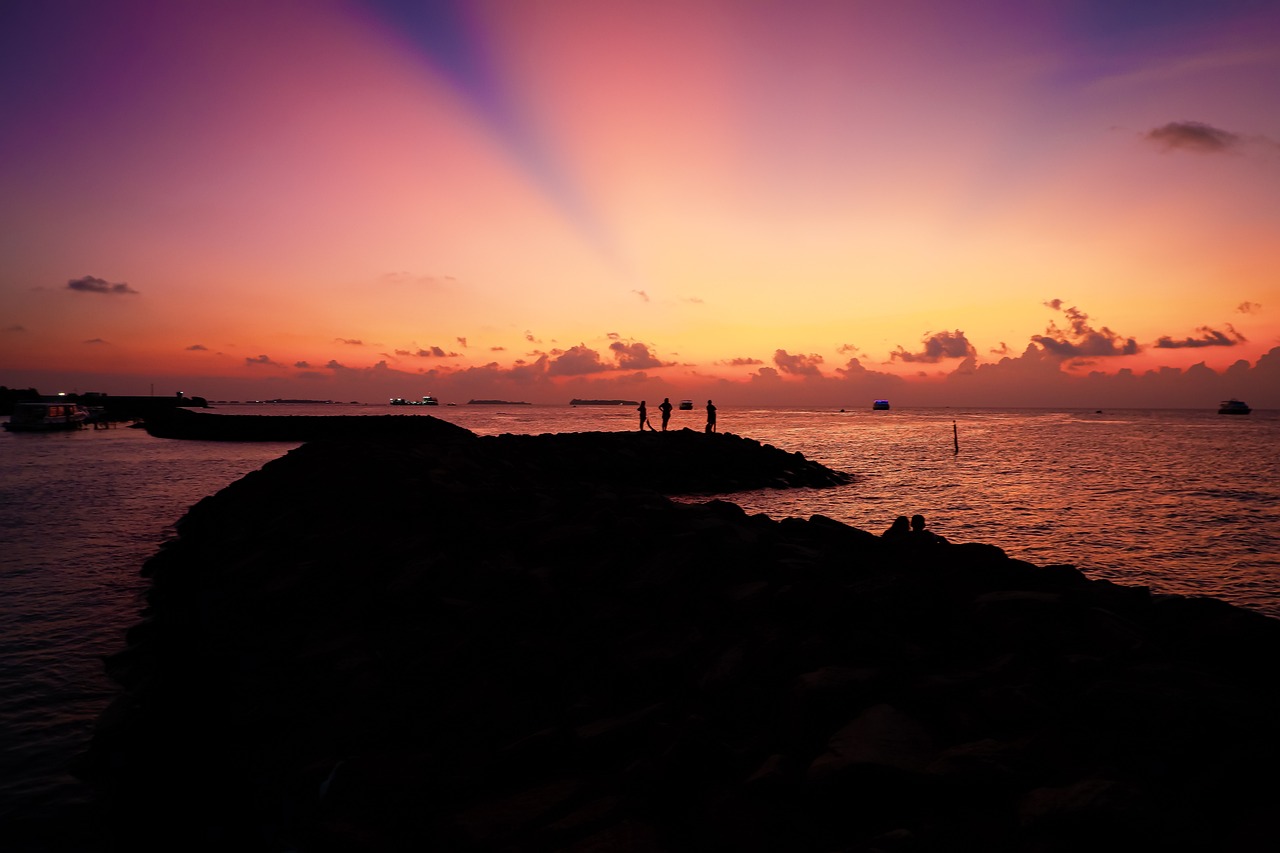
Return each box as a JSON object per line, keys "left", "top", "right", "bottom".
{"left": 245, "top": 354, "right": 283, "bottom": 367}
{"left": 773, "top": 350, "right": 825, "bottom": 377}
{"left": 548, "top": 344, "right": 608, "bottom": 376}
{"left": 1144, "top": 121, "right": 1240, "bottom": 153}
{"left": 67, "top": 275, "right": 138, "bottom": 295}
{"left": 609, "top": 340, "right": 667, "bottom": 370}
{"left": 891, "top": 330, "right": 976, "bottom": 363}
{"left": 1154, "top": 325, "right": 1246, "bottom": 349}
{"left": 1033, "top": 303, "right": 1140, "bottom": 358}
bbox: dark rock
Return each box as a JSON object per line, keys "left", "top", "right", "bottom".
{"left": 79, "top": 430, "right": 1280, "bottom": 851}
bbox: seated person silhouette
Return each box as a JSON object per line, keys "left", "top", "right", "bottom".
{"left": 909, "top": 514, "right": 947, "bottom": 544}
{"left": 882, "top": 516, "right": 910, "bottom": 540}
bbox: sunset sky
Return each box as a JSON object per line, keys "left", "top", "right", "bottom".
{"left": 3, "top": 0, "right": 1278, "bottom": 408}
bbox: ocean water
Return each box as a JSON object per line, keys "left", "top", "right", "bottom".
{"left": 1, "top": 403, "right": 1277, "bottom": 848}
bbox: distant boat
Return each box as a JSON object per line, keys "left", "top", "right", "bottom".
{"left": 389, "top": 396, "right": 439, "bottom": 406}
{"left": 872, "top": 400, "right": 890, "bottom": 410}
{"left": 1218, "top": 399, "right": 1251, "bottom": 415}
{"left": 3, "top": 400, "right": 90, "bottom": 432}
{"left": 679, "top": 400, "right": 693, "bottom": 410}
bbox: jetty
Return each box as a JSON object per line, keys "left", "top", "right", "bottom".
{"left": 81, "top": 425, "right": 1280, "bottom": 850}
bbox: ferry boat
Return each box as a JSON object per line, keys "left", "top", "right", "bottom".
{"left": 872, "top": 400, "right": 891, "bottom": 410}
{"left": 678, "top": 399, "right": 693, "bottom": 410}
{"left": 3, "top": 401, "right": 91, "bottom": 431}
{"left": 389, "top": 396, "right": 439, "bottom": 406}
{"left": 1218, "top": 399, "right": 1251, "bottom": 415}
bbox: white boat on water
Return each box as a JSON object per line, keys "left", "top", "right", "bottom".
{"left": 389, "top": 395, "right": 440, "bottom": 406}
{"left": 3, "top": 401, "right": 91, "bottom": 431}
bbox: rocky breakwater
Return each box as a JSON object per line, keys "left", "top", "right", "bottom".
{"left": 82, "top": 426, "right": 1280, "bottom": 851}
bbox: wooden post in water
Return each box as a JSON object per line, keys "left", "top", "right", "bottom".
{"left": 953, "top": 420, "right": 959, "bottom": 454}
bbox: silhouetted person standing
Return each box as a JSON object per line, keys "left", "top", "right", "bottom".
{"left": 638, "top": 400, "right": 652, "bottom": 431}
{"left": 705, "top": 399, "right": 717, "bottom": 433}
{"left": 659, "top": 397, "right": 673, "bottom": 431}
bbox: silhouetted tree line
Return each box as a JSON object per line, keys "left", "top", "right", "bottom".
{"left": 0, "top": 386, "right": 41, "bottom": 415}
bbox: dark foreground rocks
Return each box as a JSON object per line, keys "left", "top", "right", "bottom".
{"left": 82, "top": 426, "right": 1280, "bottom": 851}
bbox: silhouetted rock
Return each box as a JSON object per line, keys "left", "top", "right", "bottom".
{"left": 80, "top": 430, "right": 1280, "bottom": 851}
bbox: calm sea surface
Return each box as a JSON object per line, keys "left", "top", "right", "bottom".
{"left": 2, "top": 403, "right": 1277, "bottom": 848}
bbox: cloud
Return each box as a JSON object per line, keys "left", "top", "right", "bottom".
{"left": 295, "top": 361, "right": 311, "bottom": 368}
{"left": 525, "top": 330, "right": 541, "bottom": 344}
{"left": 773, "top": 350, "right": 825, "bottom": 377}
{"left": 548, "top": 344, "right": 608, "bottom": 376}
{"left": 413, "top": 346, "right": 460, "bottom": 358}
{"left": 186, "top": 344, "right": 208, "bottom": 351}
{"left": 490, "top": 345, "right": 506, "bottom": 352}
{"left": 631, "top": 290, "right": 649, "bottom": 302}
{"left": 1144, "top": 121, "right": 1240, "bottom": 153}
{"left": 724, "top": 356, "right": 765, "bottom": 366}
{"left": 1237, "top": 301, "right": 1261, "bottom": 314}
{"left": 683, "top": 296, "right": 705, "bottom": 305}
{"left": 7, "top": 324, "right": 27, "bottom": 332}
{"left": 325, "top": 360, "right": 345, "bottom": 369}
{"left": 67, "top": 275, "right": 138, "bottom": 295}
{"left": 609, "top": 340, "right": 667, "bottom": 370}
{"left": 891, "top": 330, "right": 977, "bottom": 363}
{"left": 84, "top": 338, "right": 108, "bottom": 345}
{"left": 1032, "top": 303, "right": 1140, "bottom": 359}
{"left": 1154, "top": 325, "right": 1246, "bottom": 349}
{"left": 336, "top": 338, "right": 364, "bottom": 346}
{"left": 837, "top": 344, "right": 860, "bottom": 355}
{"left": 245, "top": 354, "right": 283, "bottom": 367}
{"left": 457, "top": 337, "right": 468, "bottom": 348}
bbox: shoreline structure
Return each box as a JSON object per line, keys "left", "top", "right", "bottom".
{"left": 82, "top": 414, "right": 1280, "bottom": 849}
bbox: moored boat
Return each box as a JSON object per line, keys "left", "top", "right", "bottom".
{"left": 3, "top": 400, "right": 91, "bottom": 431}
{"left": 1218, "top": 399, "right": 1251, "bottom": 415}
{"left": 678, "top": 399, "right": 693, "bottom": 410}
{"left": 872, "top": 400, "right": 891, "bottom": 410}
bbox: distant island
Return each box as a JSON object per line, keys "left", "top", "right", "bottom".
{"left": 220, "top": 399, "right": 350, "bottom": 405}
{"left": 569, "top": 399, "right": 639, "bottom": 406}
{"left": 468, "top": 399, "right": 530, "bottom": 405}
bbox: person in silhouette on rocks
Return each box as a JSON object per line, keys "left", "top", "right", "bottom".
{"left": 910, "top": 514, "right": 946, "bottom": 544}
{"left": 705, "top": 400, "right": 717, "bottom": 433}
{"left": 659, "top": 397, "right": 673, "bottom": 431}
{"left": 638, "top": 400, "right": 652, "bottom": 431}
{"left": 882, "top": 516, "right": 910, "bottom": 540}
